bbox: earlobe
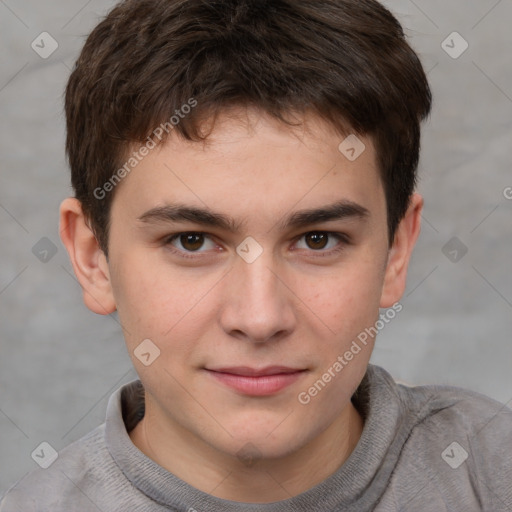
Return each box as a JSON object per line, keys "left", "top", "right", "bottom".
{"left": 59, "top": 198, "right": 116, "bottom": 315}
{"left": 380, "top": 193, "right": 423, "bottom": 308}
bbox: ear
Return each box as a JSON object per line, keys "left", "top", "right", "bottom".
{"left": 380, "top": 193, "right": 423, "bottom": 308}
{"left": 59, "top": 198, "right": 116, "bottom": 315}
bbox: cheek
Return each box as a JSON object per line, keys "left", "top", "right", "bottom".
{"left": 298, "top": 259, "right": 385, "bottom": 341}
{"left": 110, "top": 257, "right": 218, "bottom": 347}
{"left": 109, "top": 257, "right": 167, "bottom": 341}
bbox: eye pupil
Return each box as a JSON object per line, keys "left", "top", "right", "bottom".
{"left": 306, "top": 232, "right": 328, "bottom": 250}
{"left": 181, "top": 233, "right": 203, "bottom": 251}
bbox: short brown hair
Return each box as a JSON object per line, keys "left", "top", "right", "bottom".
{"left": 65, "top": 0, "right": 432, "bottom": 257}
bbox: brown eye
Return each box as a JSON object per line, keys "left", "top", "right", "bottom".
{"left": 179, "top": 233, "right": 204, "bottom": 251}
{"left": 294, "top": 231, "right": 348, "bottom": 256}
{"left": 166, "top": 232, "right": 217, "bottom": 254}
{"left": 305, "top": 232, "right": 329, "bottom": 250}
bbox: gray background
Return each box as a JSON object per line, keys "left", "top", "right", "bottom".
{"left": 0, "top": 0, "right": 511, "bottom": 496}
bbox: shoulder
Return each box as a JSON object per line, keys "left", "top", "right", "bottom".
{"left": 0, "top": 423, "right": 123, "bottom": 512}
{"left": 395, "top": 377, "right": 512, "bottom": 509}
{"left": 397, "top": 378, "right": 512, "bottom": 443}
{"left": 0, "top": 379, "right": 148, "bottom": 512}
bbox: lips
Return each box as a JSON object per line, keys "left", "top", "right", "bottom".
{"left": 204, "top": 366, "right": 307, "bottom": 396}
{"left": 206, "top": 366, "right": 304, "bottom": 377}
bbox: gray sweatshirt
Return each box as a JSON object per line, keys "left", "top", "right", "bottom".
{"left": 1, "top": 363, "right": 511, "bottom": 511}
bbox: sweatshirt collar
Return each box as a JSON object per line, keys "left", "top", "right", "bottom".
{"left": 105, "top": 364, "right": 409, "bottom": 511}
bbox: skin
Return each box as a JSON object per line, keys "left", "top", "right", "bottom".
{"left": 60, "top": 107, "right": 422, "bottom": 503}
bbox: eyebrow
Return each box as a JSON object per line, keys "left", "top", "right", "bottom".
{"left": 137, "top": 200, "right": 370, "bottom": 232}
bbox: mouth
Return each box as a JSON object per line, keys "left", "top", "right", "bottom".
{"left": 204, "top": 366, "right": 308, "bottom": 396}
{"left": 206, "top": 366, "right": 306, "bottom": 377}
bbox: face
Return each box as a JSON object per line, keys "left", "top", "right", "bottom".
{"left": 63, "top": 108, "right": 420, "bottom": 463}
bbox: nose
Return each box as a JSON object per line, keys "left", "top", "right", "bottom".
{"left": 218, "top": 249, "right": 297, "bottom": 344}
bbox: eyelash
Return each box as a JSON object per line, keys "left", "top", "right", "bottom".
{"left": 162, "top": 231, "right": 350, "bottom": 260}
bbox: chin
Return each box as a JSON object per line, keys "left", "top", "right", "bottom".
{"left": 219, "top": 428, "right": 306, "bottom": 463}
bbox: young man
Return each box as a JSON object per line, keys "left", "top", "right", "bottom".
{"left": 2, "top": 0, "right": 511, "bottom": 510}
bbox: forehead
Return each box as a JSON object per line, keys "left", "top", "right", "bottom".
{"left": 163, "top": 107, "right": 373, "bottom": 161}
{"left": 112, "top": 108, "right": 384, "bottom": 220}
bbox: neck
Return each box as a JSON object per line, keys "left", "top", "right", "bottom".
{"left": 129, "top": 398, "right": 364, "bottom": 503}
